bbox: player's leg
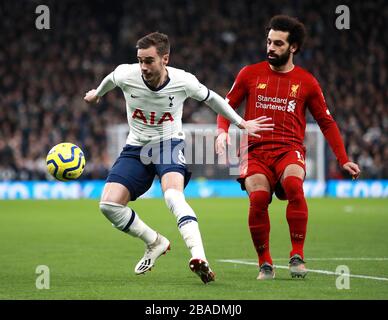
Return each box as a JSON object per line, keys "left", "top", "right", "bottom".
{"left": 162, "top": 172, "right": 206, "bottom": 261}
{"left": 161, "top": 172, "right": 215, "bottom": 284}
{"left": 100, "top": 183, "right": 170, "bottom": 275}
{"left": 245, "top": 173, "right": 275, "bottom": 280}
{"left": 156, "top": 139, "right": 214, "bottom": 283}
{"left": 99, "top": 182, "right": 158, "bottom": 244}
{"left": 99, "top": 147, "right": 170, "bottom": 274}
{"left": 280, "top": 163, "right": 308, "bottom": 278}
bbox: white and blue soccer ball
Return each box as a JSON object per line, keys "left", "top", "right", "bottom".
{"left": 46, "top": 142, "right": 86, "bottom": 181}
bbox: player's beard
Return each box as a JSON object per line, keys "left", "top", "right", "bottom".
{"left": 267, "top": 49, "right": 291, "bottom": 67}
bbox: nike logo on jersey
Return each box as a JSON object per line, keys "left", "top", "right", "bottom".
{"left": 131, "top": 94, "right": 140, "bottom": 98}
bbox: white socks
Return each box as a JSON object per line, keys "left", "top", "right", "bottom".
{"left": 100, "top": 189, "right": 208, "bottom": 262}
{"left": 164, "top": 189, "right": 206, "bottom": 260}
{"left": 99, "top": 202, "right": 157, "bottom": 245}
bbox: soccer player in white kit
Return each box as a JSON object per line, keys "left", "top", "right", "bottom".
{"left": 84, "top": 32, "right": 274, "bottom": 284}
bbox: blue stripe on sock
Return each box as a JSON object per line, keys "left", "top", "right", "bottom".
{"left": 122, "top": 209, "right": 136, "bottom": 232}
{"left": 177, "top": 215, "right": 197, "bottom": 228}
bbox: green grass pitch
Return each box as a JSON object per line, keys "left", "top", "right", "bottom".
{"left": 0, "top": 198, "right": 387, "bottom": 300}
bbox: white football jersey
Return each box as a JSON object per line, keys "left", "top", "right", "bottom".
{"left": 111, "top": 64, "right": 210, "bottom": 146}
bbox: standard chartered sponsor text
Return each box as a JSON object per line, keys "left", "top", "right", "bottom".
{"left": 256, "top": 95, "right": 287, "bottom": 111}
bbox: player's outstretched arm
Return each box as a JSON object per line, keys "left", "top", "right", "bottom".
{"left": 205, "top": 90, "right": 274, "bottom": 136}
{"left": 84, "top": 72, "right": 117, "bottom": 104}
{"left": 343, "top": 162, "right": 361, "bottom": 180}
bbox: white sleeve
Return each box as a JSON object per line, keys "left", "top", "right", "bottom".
{"left": 95, "top": 64, "right": 130, "bottom": 97}
{"left": 204, "top": 90, "right": 243, "bottom": 126}
{"left": 184, "top": 73, "right": 210, "bottom": 102}
{"left": 95, "top": 72, "right": 116, "bottom": 97}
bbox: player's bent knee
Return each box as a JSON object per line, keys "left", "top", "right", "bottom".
{"left": 249, "top": 190, "right": 271, "bottom": 209}
{"left": 245, "top": 174, "right": 271, "bottom": 194}
{"left": 100, "top": 182, "right": 131, "bottom": 206}
{"left": 99, "top": 201, "right": 131, "bottom": 231}
{"left": 282, "top": 176, "right": 304, "bottom": 201}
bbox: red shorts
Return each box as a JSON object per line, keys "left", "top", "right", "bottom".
{"left": 238, "top": 147, "right": 306, "bottom": 199}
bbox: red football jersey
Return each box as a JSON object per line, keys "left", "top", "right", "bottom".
{"left": 217, "top": 61, "right": 349, "bottom": 166}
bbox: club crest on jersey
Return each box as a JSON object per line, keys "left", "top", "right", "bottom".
{"left": 132, "top": 109, "right": 174, "bottom": 125}
{"left": 169, "top": 96, "right": 174, "bottom": 107}
{"left": 290, "top": 84, "right": 299, "bottom": 97}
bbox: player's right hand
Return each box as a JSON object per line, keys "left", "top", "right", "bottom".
{"left": 240, "top": 116, "right": 274, "bottom": 138}
{"left": 215, "top": 132, "right": 231, "bottom": 155}
{"left": 84, "top": 89, "right": 100, "bottom": 104}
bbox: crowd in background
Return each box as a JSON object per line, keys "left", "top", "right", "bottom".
{"left": 1, "top": 0, "right": 387, "bottom": 180}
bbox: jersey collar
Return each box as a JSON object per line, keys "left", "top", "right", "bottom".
{"left": 142, "top": 75, "right": 170, "bottom": 92}
{"left": 266, "top": 61, "right": 296, "bottom": 75}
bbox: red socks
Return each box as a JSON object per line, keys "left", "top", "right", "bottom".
{"left": 248, "top": 191, "right": 272, "bottom": 265}
{"left": 282, "top": 176, "right": 308, "bottom": 259}
{"left": 248, "top": 176, "right": 308, "bottom": 264}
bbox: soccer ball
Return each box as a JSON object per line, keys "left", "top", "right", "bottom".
{"left": 46, "top": 142, "right": 86, "bottom": 181}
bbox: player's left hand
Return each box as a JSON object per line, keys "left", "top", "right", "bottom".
{"left": 239, "top": 116, "right": 274, "bottom": 138}
{"left": 343, "top": 162, "right": 361, "bottom": 180}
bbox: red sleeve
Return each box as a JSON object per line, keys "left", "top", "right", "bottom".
{"left": 307, "top": 80, "right": 349, "bottom": 166}
{"left": 217, "top": 67, "right": 248, "bottom": 134}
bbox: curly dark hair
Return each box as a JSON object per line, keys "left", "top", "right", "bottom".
{"left": 266, "top": 15, "right": 306, "bottom": 54}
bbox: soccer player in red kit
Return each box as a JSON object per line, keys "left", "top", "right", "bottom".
{"left": 216, "top": 15, "right": 361, "bottom": 280}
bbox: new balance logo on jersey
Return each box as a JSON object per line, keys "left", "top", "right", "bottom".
{"left": 287, "top": 100, "right": 296, "bottom": 113}
{"left": 132, "top": 109, "right": 174, "bottom": 125}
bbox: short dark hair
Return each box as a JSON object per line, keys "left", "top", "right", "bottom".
{"left": 136, "top": 32, "right": 170, "bottom": 56}
{"left": 266, "top": 15, "right": 306, "bottom": 54}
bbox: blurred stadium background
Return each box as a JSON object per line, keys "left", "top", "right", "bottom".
{"left": 0, "top": 0, "right": 387, "bottom": 300}
{"left": 1, "top": 0, "right": 387, "bottom": 195}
